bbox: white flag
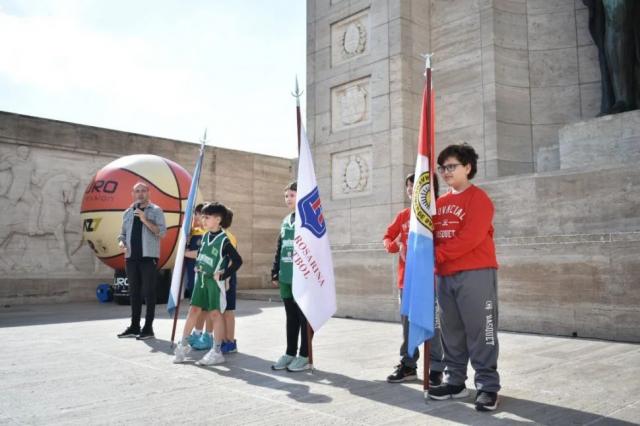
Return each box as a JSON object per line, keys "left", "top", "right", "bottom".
{"left": 292, "top": 125, "right": 336, "bottom": 331}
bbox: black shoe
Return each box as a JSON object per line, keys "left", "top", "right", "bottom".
{"left": 386, "top": 364, "right": 418, "bottom": 383}
{"left": 429, "top": 370, "right": 443, "bottom": 386}
{"left": 117, "top": 326, "right": 140, "bottom": 338}
{"left": 475, "top": 391, "right": 498, "bottom": 411}
{"left": 136, "top": 329, "right": 155, "bottom": 340}
{"left": 428, "top": 383, "right": 469, "bottom": 400}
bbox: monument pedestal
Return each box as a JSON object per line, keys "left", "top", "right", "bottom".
{"left": 479, "top": 110, "right": 640, "bottom": 342}
{"left": 560, "top": 110, "right": 640, "bottom": 170}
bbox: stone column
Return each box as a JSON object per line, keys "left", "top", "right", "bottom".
{"left": 307, "top": 0, "right": 429, "bottom": 321}
{"left": 432, "top": 0, "right": 534, "bottom": 178}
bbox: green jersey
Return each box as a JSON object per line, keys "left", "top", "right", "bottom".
{"left": 197, "top": 231, "right": 228, "bottom": 275}
{"left": 279, "top": 213, "right": 295, "bottom": 298}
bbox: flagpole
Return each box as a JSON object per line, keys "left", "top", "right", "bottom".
{"left": 170, "top": 275, "right": 185, "bottom": 345}
{"left": 169, "top": 130, "right": 207, "bottom": 346}
{"left": 422, "top": 54, "right": 434, "bottom": 393}
{"left": 423, "top": 341, "right": 431, "bottom": 390}
{"left": 292, "top": 76, "right": 314, "bottom": 368}
{"left": 292, "top": 76, "right": 303, "bottom": 152}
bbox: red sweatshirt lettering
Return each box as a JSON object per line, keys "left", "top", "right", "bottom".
{"left": 434, "top": 185, "right": 498, "bottom": 276}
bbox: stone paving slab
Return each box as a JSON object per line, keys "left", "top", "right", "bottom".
{"left": 1, "top": 300, "right": 639, "bottom": 425}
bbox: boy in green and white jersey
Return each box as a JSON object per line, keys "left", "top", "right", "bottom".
{"left": 270, "top": 181, "right": 310, "bottom": 372}
{"left": 173, "top": 202, "right": 243, "bottom": 366}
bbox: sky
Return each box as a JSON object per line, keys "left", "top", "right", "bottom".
{"left": 0, "top": 0, "right": 306, "bottom": 159}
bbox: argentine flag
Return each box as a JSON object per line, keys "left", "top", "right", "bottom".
{"left": 401, "top": 57, "right": 437, "bottom": 357}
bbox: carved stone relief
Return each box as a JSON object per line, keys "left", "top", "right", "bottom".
{"left": 331, "top": 146, "right": 373, "bottom": 199}
{"left": 331, "top": 9, "right": 369, "bottom": 66}
{"left": 0, "top": 143, "right": 110, "bottom": 277}
{"left": 331, "top": 76, "right": 371, "bottom": 132}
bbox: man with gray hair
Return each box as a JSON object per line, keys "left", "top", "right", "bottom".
{"left": 117, "top": 182, "right": 166, "bottom": 340}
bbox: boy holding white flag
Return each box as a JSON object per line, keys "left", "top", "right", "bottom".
{"left": 271, "top": 182, "right": 311, "bottom": 372}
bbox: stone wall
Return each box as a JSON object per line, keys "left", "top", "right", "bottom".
{"left": 308, "top": 0, "right": 640, "bottom": 342}
{"left": 485, "top": 112, "right": 640, "bottom": 342}
{"left": 433, "top": 0, "right": 601, "bottom": 177}
{"left": 0, "top": 111, "right": 294, "bottom": 305}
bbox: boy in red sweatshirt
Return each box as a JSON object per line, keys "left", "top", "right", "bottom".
{"left": 383, "top": 173, "right": 443, "bottom": 385}
{"left": 427, "top": 144, "right": 500, "bottom": 412}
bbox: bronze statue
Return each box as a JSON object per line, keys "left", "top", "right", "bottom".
{"left": 584, "top": 0, "right": 639, "bottom": 115}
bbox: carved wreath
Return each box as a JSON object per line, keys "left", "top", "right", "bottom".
{"left": 341, "top": 154, "right": 369, "bottom": 193}
{"left": 341, "top": 20, "right": 367, "bottom": 58}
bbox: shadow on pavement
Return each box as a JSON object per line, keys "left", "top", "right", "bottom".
{"left": 0, "top": 300, "right": 269, "bottom": 328}
{"left": 0, "top": 302, "right": 132, "bottom": 328}
{"left": 185, "top": 351, "right": 333, "bottom": 404}
{"left": 184, "top": 352, "right": 636, "bottom": 425}
{"left": 141, "top": 337, "right": 176, "bottom": 355}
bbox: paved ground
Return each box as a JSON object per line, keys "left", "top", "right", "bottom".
{"left": 1, "top": 299, "right": 639, "bottom": 425}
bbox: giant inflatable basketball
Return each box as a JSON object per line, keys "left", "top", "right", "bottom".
{"left": 80, "top": 154, "right": 196, "bottom": 271}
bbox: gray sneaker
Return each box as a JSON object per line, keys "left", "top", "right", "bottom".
{"left": 271, "top": 354, "right": 295, "bottom": 370}
{"left": 286, "top": 356, "right": 311, "bottom": 372}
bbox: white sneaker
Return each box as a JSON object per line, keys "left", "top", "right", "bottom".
{"left": 196, "top": 349, "right": 225, "bottom": 366}
{"left": 173, "top": 343, "right": 191, "bottom": 364}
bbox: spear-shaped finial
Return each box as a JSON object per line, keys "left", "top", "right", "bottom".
{"left": 291, "top": 75, "right": 304, "bottom": 107}
{"left": 421, "top": 53, "right": 433, "bottom": 75}
{"left": 292, "top": 75, "right": 304, "bottom": 152}
{"left": 198, "top": 128, "right": 208, "bottom": 153}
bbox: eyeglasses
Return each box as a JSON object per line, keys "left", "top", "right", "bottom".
{"left": 437, "top": 163, "right": 463, "bottom": 174}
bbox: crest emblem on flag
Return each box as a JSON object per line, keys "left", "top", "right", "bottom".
{"left": 297, "top": 187, "right": 326, "bottom": 238}
{"left": 412, "top": 171, "right": 434, "bottom": 231}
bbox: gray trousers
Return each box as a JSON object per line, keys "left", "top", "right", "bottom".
{"left": 399, "top": 290, "right": 444, "bottom": 371}
{"left": 437, "top": 268, "right": 501, "bottom": 392}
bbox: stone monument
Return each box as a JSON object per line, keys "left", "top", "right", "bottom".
{"left": 307, "top": 0, "right": 639, "bottom": 342}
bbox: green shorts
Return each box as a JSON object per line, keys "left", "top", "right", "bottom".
{"left": 279, "top": 281, "right": 292, "bottom": 299}
{"left": 191, "top": 273, "right": 221, "bottom": 311}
